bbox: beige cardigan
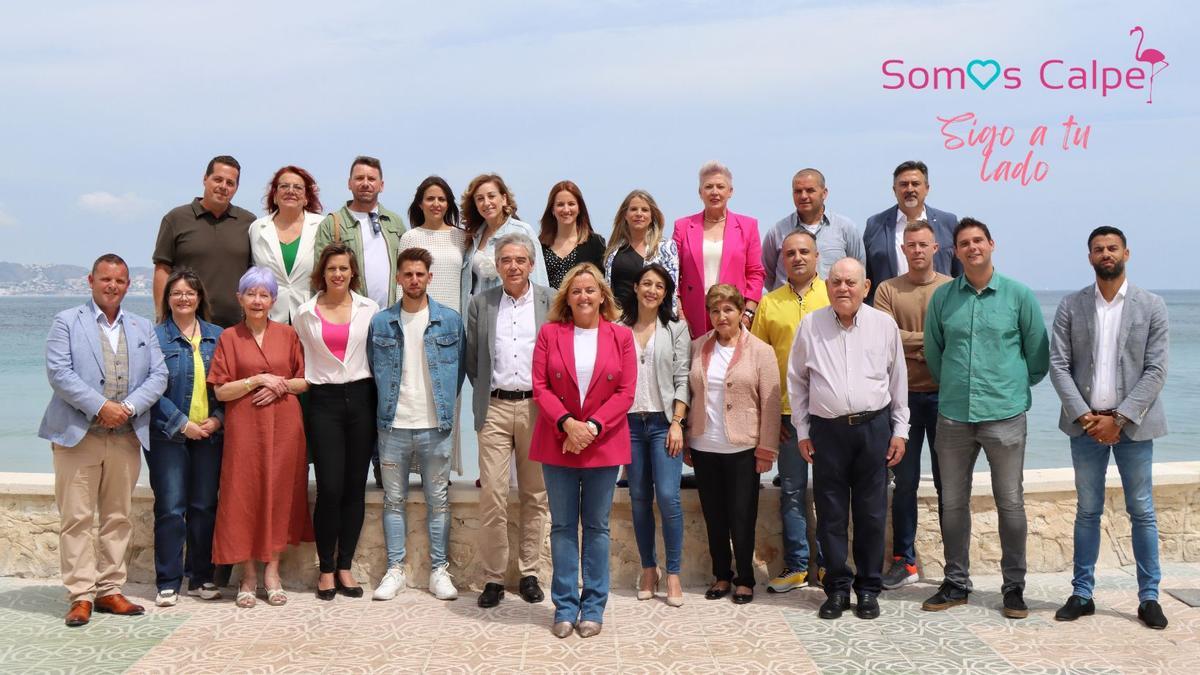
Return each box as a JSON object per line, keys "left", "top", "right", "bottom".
{"left": 686, "top": 328, "right": 781, "bottom": 459}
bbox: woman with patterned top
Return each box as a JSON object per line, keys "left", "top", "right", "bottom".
{"left": 399, "top": 176, "right": 470, "bottom": 314}
{"left": 248, "top": 166, "right": 324, "bottom": 323}
{"left": 603, "top": 189, "right": 680, "bottom": 315}
{"left": 538, "top": 180, "right": 606, "bottom": 289}
{"left": 462, "top": 173, "right": 549, "bottom": 294}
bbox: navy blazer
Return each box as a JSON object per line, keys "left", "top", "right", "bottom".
{"left": 862, "top": 204, "right": 961, "bottom": 305}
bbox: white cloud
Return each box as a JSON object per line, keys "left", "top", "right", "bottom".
{"left": 77, "top": 191, "right": 152, "bottom": 219}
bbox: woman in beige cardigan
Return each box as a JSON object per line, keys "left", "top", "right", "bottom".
{"left": 684, "top": 284, "right": 781, "bottom": 605}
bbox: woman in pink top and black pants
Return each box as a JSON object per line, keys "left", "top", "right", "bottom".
{"left": 531, "top": 263, "right": 636, "bottom": 639}
{"left": 293, "top": 242, "right": 380, "bottom": 600}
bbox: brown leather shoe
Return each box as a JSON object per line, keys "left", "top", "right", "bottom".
{"left": 65, "top": 600, "right": 92, "bottom": 627}
{"left": 94, "top": 593, "right": 145, "bottom": 616}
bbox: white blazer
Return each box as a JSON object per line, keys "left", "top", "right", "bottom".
{"left": 249, "top": 211, "right": 324, "bottom": 323}
{"left": 292, "top": 291, "right": 379, "bottom": 385}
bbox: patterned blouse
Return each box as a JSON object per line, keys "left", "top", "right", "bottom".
{"left": 543, "top": 233, "right": 607, "bottom": 288}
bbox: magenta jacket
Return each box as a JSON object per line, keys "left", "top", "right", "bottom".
{"left": 530, "top": 319, "right": 637, "bottom": 468}
{"left": 673, "top": 210, "right": 766, "bottom": 337}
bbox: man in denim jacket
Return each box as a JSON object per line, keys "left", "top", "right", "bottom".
{"left": 367, "top": 247, "right": 465, "bottom": 601}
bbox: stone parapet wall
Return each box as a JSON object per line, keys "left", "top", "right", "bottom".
{"left": 1, "top": 462, "right": 1197, "bottom": 591}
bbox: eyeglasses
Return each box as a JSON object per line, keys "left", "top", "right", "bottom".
{"left": 169, "top": 291, "right": 198, "bottom": 299}
{"left": 276, "top": 183, "right": 306, "bottom": 193}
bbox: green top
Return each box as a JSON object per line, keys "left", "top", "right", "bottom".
{"left": 924, "top": 271, "right": 1050, "bottom": 423}
{"left": 279, "top": 237, "right": 301, "bottom": 276}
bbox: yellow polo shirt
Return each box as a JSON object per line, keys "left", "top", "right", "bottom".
{"left": 750, "top": 278, "right": 830, "bottom": 415}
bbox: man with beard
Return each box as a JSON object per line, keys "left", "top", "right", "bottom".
{"left": 1048, "top": 226, "right": 1170, "bottom": 629}
{"left": 862, "top": 161, "right": 959, "bottom": 306}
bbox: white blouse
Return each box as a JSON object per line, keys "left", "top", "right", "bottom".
{"left": 573, "top": 326, "right": 599, "bottom": 407}
{"left": 292, "top": 292, "right": 379, "bottom": 385}
{"left": 632, "top": 330, "right": 663, "bottom": 413}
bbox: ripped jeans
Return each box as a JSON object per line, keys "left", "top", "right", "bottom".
{"left": 377, "top": 426, "right": 453, "bottom": 569}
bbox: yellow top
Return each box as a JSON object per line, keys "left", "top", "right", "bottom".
{"left": 750, "top": 277, "right": 830, "bottom": 415}
{"left": 187, "top": 333, "right": 208, "bottom": 424}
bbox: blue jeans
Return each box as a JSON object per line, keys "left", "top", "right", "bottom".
{"left": 144, "top": 435, "right": 223, "bottom": 592}
{"left": 542, "top": 464, "right": 619, "bottom": 624}
{"left": 778, "top": 415, "right": 813, "bottom": 571}
{"left": 378, "top": 427, "right": 452, "bottom": 568}
{"left": 626, "top": 413, "right": 684, "bottom": 574}
{"left": 1071, "top": 433, "right": 1160, "bottom": 601}
{"left": 891, "top": 391, "right": 942, "bottom": 564}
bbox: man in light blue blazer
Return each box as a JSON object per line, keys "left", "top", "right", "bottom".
{"left": 862, "top": 160, "right": 960, "bottom": 305}
{"left": 1048, "top": 226, "right": 1169, "bottom": 630}
{"left": 39, "top": 254, "right": 168, "bottom": 627}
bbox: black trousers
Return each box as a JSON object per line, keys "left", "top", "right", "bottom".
{"left": 811, "top": 412, "right": 890, "bottom": 597}
{"left": 308, "top": 379, "right": 377, "bottom": 573}
{"left": 691, "top": 447, "right": 759, "bottom": 588}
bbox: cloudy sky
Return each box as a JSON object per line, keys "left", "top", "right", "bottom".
{"left": 1, "top": 0, "right": 1194, "bottom": 288}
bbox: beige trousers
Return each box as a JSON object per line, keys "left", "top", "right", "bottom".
{"left": 52, "top": 432, "right": 141, "bottom": 602}
{"left": 476, "top": 398, "right": 548, "bottom": 584}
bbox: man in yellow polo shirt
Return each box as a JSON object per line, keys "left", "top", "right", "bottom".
{"left": 751, "top": 229, "right": 830, "bottom": 592}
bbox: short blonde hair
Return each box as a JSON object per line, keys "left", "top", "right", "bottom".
{"left": 699, "top": 160, "right": 733, "bottom": 186}
{"left": 548, "top": 263, "right": 620, "bottom": 323}
{"left": 705, "top": 283, "right": 745, "bottom": 313}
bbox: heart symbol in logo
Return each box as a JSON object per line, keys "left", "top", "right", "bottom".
{"left": 967, "top": 59, "right": 1001, "bottom": 90}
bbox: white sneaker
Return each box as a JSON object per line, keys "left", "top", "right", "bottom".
{"left": 429, "top": 565, "right": 458, "bottom": 601}
{"left": 188, "top": 583, "right": 222, "bottom": 601}
{"left": 373, "top": 567, "right": 407, "bottom": 600}
{"left": 155, "top": 589, "right": 178, "bottom": 607}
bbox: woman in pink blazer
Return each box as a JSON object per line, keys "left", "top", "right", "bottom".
{"left": 673, "top": 161, "right": 766, "bottom": 337}
{"left": 531, "top": 263, "right": 636, "bottom": 639}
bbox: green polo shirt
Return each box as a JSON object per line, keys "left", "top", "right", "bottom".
{"left": 924, "top": 271, "right": 1049, "bottom": 423}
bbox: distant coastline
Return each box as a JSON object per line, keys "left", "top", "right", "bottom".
{"left": 0, "top": 261, "right": 151, "bottom": 296}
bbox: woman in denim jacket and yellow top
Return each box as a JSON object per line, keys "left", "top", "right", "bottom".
{"left": 148, "top": 267, "right": 224, "bottom": 608}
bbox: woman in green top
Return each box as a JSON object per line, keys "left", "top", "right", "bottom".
{"left": 250, "top": 166, "right": 326, "bottom": 323}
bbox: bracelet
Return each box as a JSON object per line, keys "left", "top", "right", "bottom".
{"left": 244, "top": 378, "right": 253, "bottom": 392}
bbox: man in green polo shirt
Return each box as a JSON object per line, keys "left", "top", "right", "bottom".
{"left": 920, "top": 218, "right": 1049, "bottom": 620}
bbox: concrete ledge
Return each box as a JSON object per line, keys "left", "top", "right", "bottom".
{"left": 1, "top": 462, "right": 1197, "bottom": 592}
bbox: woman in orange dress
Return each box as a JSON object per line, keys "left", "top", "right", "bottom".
{"left": 208, "top": 266, "right": 313, "bottom": 608}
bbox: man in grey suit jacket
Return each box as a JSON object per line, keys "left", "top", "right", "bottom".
{"left": 862, "top": 160, "right": 961, "bottom": 305}
{"left": 39, "top": 254, "right": 168, "bottom": 626}
{"left": 464, "top": 232, "right": 553, "bottom": 609}
{"left": 1049, "top": 226, "right": 1169, "bottom": 629}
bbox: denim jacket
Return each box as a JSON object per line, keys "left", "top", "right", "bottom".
{"left": 150, "top": 319, "right": 224, "bottom": 442}
{"left": 367, "top": 297, "right": 465, "bottom": 431}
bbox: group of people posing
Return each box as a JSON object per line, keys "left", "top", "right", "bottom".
{"left": 40, "top": 155, "right": 1170, "bottom": 636}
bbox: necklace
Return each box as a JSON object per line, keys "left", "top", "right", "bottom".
{"left": 175, "top": 319, "right": 199, "bottom": 350}
{"left": 704, "top": 216, "right": 726, "bottom": 224}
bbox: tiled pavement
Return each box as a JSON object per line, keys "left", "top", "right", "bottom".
{"left": 1, "top": 564, "right": 1198, "bottom": 674}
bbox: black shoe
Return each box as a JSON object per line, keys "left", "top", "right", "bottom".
{"left": 921, "top": 582, "right": 968, "bottom": 611}
{"left": 336, "top": 575, "right": 364, "bottom": 598}
{"left": 855, "top": 592, "right": 880, "bottom": 620}
{"left": 1138, "top": 600, "right": 1168, "bottom": 629}
{"left": 372, "top": 457, "right": 383, "bottom": 489}
{"left": 519, "top": 576, "right": 544, "bottom": 603}
{"left": 316, "top": 585, "right": 337, "bottom": 601}
{"left": 704, "top": 582, "right": 731, "bottom": 600}
{"left": 1002, "top": 589, "right": 1028, "bottom": 619}
{"left": 732, "top": 590, "right": 753, "bottom": 605}
{"left": 819, "top": 592, "right": 851, "bottom": 619}
{"left": 478, "top": 582, "right": 505, "bottom": 608}
{"left": 1054, "top": 595, "right": 1095, "bottom": 621}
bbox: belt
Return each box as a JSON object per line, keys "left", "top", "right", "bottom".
{"left": 491, "top": 389, "right": 533, "bottom": 401}
{"left": 1093, "top": 409, "right": 1117, "bottom": 416}
{"left": 821, "top": 408, "right": 887, "bottom": 426}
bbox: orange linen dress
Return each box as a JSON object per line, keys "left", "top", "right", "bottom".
{"left": 208, "top": 321, "right": 314, "bottom": 563}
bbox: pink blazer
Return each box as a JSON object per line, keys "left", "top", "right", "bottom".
{"left": 530, "top": 319, "right": 636, "bottom": 468}
{"left": 673, "top": 210, "right": 766, "bottom": 337}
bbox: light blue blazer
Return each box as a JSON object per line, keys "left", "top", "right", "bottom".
{"left": 38, "top": 302, "right": 168, "bottom": 450}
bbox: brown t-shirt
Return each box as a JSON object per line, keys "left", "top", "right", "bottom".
{"left": 873, "top": 272, "right": 952, "bottom": 392}
{"left": 153, "top": 198, "right": 256, "bottom": 327}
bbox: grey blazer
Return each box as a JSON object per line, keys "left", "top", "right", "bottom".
{"left": 636, "top": 319, "right": 692, "bottom": 414}
{"left": 1049, "top": 283, "right": 1168, "bottom": 441}
{"left": 464, "top": 284, "right": 553, "bottom": 431}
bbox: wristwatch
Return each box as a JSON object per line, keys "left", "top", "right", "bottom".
{"left": 1112, "top": 412, "right": 1130, "bottom": 429}
{"left": 585, "top": 421, "right": 600, "bottom": 436}
{"left": 120, "top": 401, "right": 135, "bottom": 417}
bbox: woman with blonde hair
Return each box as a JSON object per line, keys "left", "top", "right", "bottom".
{"left": 603, "top": 189, "right": 679, "bottom": 309}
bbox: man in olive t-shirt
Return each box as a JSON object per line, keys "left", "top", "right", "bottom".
{"left": 152, "top": 155, "right": 256, "bottom": 327}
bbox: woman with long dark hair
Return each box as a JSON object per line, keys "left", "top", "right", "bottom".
{"left": 538, "top": 180, "right": 606, "bottom": 289}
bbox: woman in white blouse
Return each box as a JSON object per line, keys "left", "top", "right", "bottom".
{"left": 249, "top": 166, "right": 325, "bottom": 323}
{"left": 462, "top": 173, "right": 549, "bottom": 294}
{"left": 292, "top": 242, "right": 379, "bottom": 600}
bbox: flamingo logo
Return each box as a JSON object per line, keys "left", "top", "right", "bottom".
{"left": 1130, "top": 26, "right": 1169, "bottom": 104}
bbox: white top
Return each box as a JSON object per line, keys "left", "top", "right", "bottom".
{"left": 391, "top": 306, "right": 439, "bottom": 429}
{"left": 573, "top": 326, "right": 599, "bottom": 407}
{"left": 492, "top": 284, "right": 537, "bottom": 391}
{"left": 703, "top": 237, "right": 723, "bottom": 293}
{"left": 292, "top": 292, "right": 378, "bottom": 385}
{"left": 632, "top": 330, "right": 663, "bottom": 413}
{"left": 691, "top": 341, "right": 742, "bottom": 454}
{"left": 92, "top": 302, "right": 125, "bottom": 352}
{"left": 248, "top": 211, "right": 323, "bottom": 323}
{"left": 893, "top": 208, "right": 926, "bottom": 276}
{"left": 399, "top": 227, "right": 468, "bottom": 313}
{"left": 1090, "top": 280, "right": 1128, "bottom": 410}
{"left": 353, "top": 209, "right": 392, "bottom": 308}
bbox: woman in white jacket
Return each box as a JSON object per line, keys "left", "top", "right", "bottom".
{"left": 249, "top": 165, "right": 325, "bottom": 323}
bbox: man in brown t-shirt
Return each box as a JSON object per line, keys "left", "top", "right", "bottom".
{"left": 152, "top": 155, "right": 257, "bottom": 327}
{"left": 872, "top": 220, "right": 951, "bottom": 590}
